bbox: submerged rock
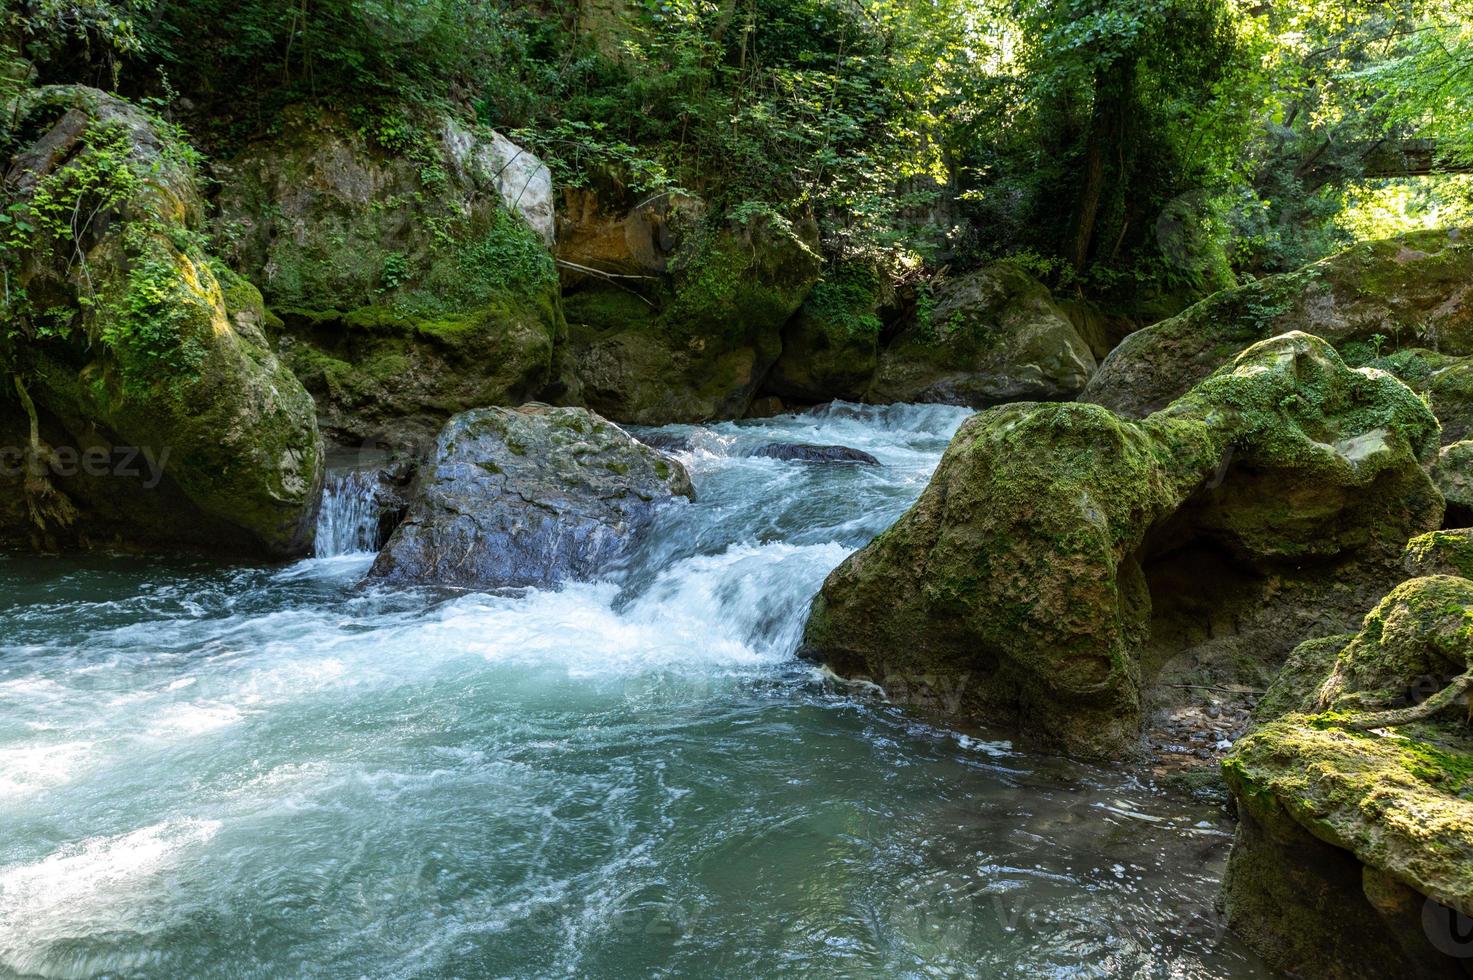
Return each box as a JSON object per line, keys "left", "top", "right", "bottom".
{"left": 1083, "top": 228, "right": 1473, "bottom": 420}
{"left": 749, "top": 444, "right": 879, "bottom": 465}
{"left": 800, "top": 332, "right": 1441, "bottom": 758}
{"left": 369, "top": 405, "right": 692, "bottom": 589}
{"left": 867, "top": 263, "right": 1097, "bottom": 407}
{"left": 1222, "top": 576, "right": 1473, "bottom": 979}
{"left": 0, "top": 86, "right": 323, "bottom": 558}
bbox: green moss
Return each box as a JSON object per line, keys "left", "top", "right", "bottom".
{"left": 663, "top": 212, "right": 820, "bottom": 341}
{"left": 1223, "top": 571, "right": 1473, "bottom": 913}
{"left": 1399, "top": 737, "right": 1473, "bottom": 793}
{"left": 1086, "top": 229, "right": 1473, "bottom": 419}
{"left": 1, "top": 87, "right": 323, "bottom": 556}
{"left": 564, "top": 289, "right": 659, "bottom": 333}
{"left": 561, "top": 210, "right": 820, "bottom": 424}
{"left": 804, "top": 263, "right": 884, "bottom": 338}
{"left": 805, "top": 332, "right": 1446, "bottom": 759}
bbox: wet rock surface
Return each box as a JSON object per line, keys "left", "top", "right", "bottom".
{"left": 369, "top": 405, "right": 692, "bottom": 589}
{"left": 748, "top": 443, "right": 879, "bottom": 465}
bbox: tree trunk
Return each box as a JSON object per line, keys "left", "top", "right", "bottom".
{"left": 1070, "top": 58, "right": 1136, "bottom": 271}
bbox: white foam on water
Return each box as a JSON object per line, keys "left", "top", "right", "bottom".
{"left": 0, "top": 741, "right": 96, "bottom": 799}
{"left": 0, "top": 818, "right": 220, "bottom": 974}
{"left": 145, "top": 701, "right": 246, "bottom": 737}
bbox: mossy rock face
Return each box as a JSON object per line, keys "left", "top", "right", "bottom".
{"left": 278, "top": 297, "right": 559, "bottom": 452}
{"left": 563, "top": 212, "right": 822, "bottom": 424}
{"left": 1314, "top": 576, "right": 1473, "bottom": 715}
{"left": 1433, "top": 441, "right": 1473, "bottom": 526}
{"left": 0, "top": 86, "right": 323, "bottom": 558}
{"left": 1254, "top": 633, "right": 1355, "bottom": 723}
{"left": 213, "top": 110, "right": 563, "bottom": 447}
{"left": 1160, "top": 333, "right": 1442, "bottom": 563}
{"left": 1353, "top": 348, "right": 1473, "bottom": 448}
{"left": 1221, "top": 576, "right": 1473, "bottom": 978}
{"left": 1084, "top": 228, "right": 1473, "bottom": 420}
{"left": 766, "top": 262, "right": 886, "bottom": 403}
{"left": 867, "top": 263, "right": 1097, "bottom": 407}
{"left": 801, "top": 400, "right": 1220, "bottom": 758}
{"left": 800, "top": 333, "right": 1441, "bottom": 758}
{"left": 1405, "top": 528, "right": 1473, "bottom": 581}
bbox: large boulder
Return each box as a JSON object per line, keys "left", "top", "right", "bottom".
{"left": 564, "top": 212, "right": 822, "bottom": 423}
{"left": 214, "top": 111, "right": 564, "bottom": 450}
{"left": 1221, "top": 576, "right": 1473, "bottom": 979}
{"left": 368, "top": 405, "right": 692, "bottom": 589}
{"left": 800, "top": 333, "right": 1441, "bottom": 758}
{"left": 0, "top": 86, "right": 323, "bottom": 557}
{"left": 866, "top": 263, "right": 1097, "bottom": 407}
{"left": 1083, "top": 228, "right": 1473, "bottom": 420}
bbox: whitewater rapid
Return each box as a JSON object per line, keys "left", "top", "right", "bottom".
{"left": 0, "top": 403, "right": 1266, "bottom": 978}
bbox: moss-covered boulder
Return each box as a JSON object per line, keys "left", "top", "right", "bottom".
{"left": 214, "top": 110, "right": 564, "bottom": 448}
{"left": 1340, "top": 347, "right": 1473, "bottom": 454}
{"left": 1403, "top": 528, "right": 1473, "bottom": 581}
{"left": 0, "top": 86, "right": 323, "bottom": 558}
{"left": 866, "top": 263, "right": 1097, "bottom": 407}
{"left": 1433, "top": 441, "right": 1473, "bottom": 526}
{"left": 800, "top": 332, "right": 1441, "bottom": 758}
{"left": 1222, "top": 576, "right": 1473, "bottom": 979}
{"left": 564, "top": 211, "right": 822, "bottom": 423}
{"left": 1083, "top": 228, "right": 1473, "bottom": 420}
{"left": 765, "top": 262, "right": 887, "bottom": 403}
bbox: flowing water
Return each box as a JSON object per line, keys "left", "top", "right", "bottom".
{"left": 0, "top": 403, "right": 1266, "bottom": 979}
{"left": 315, "top": 470, "right": 384, "bottom": 559}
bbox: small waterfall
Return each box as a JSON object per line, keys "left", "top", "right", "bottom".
{"left": 315, "top": 470, "right": 382, "bottom": 557}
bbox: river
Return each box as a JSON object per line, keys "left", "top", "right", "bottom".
{"left": 0, "top": 403, "right": 1266, "bottom": 978}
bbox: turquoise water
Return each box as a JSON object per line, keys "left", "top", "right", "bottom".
{"left": 0, "top": 404, "right": 1266, "bottom": 978}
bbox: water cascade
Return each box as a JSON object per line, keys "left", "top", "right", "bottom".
{"left": 314, "top": 469, "right": 384, "bottom": 558}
